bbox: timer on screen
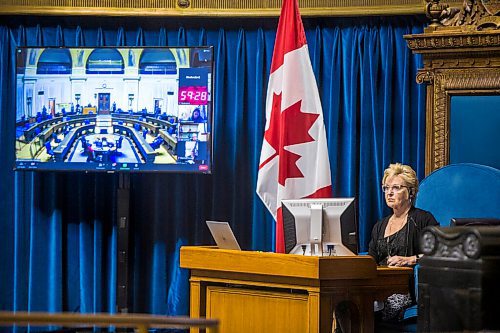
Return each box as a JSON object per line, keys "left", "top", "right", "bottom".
{"left": 179, "top": 86, "right": 208, "bottom": 105}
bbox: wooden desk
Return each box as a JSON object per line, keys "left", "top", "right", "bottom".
{"left": 82, "top": 107, "right": 96, "bottom": 115}
{"left": 158, "top": 129, "right": 177, "bottom": 151}
{"left": 114, "top": 124, "right": 156, "bottom": 162}
{"left": 180, "top": 246, "right": 411, "bottom": 333}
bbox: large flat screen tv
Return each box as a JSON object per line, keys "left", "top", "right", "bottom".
{"left": 14, "top": 46, "right": 214, "bottom": 173}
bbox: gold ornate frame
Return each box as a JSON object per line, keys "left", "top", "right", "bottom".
{"left": 0, "top": 0, "right": 462, "bottom": 17}
{"left": 405, "top": 0, "right": 500, "bottom": 174}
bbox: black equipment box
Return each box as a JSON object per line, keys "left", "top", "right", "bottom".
{"left": 417, "top": 226, "right": 500, "bottom": 331}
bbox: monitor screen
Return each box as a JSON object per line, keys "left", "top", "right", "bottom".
{"left": 282, "top": 198, "right": 358, "bottom": 256}
{"left": 14, "top": 46, "right": 213, "bottom": 173}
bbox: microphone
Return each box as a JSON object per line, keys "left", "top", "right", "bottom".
{"left": 405, "top": 215, "right": 418, "bottom": 257}
{"left": 409, "top": 215, "right": 418, "bottom": 229}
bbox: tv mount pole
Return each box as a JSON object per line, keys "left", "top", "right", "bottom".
{"left": 116, "top": 173, "right": 131, "bottom": 314}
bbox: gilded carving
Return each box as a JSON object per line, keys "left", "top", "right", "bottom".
{"left": 432, "top": 73, "right": 448, "bottom": 170}
{"left": 405, "top": 32, "right": 500, "bottom": 51}
{"left": 482, "top": 0, "right": 500, "bottom": 15}
{"left": 428, "top": 69, "right": 500, "bottom": 171}
{"left": 424, "top": 0, "right": 500, "bottom": 30}
{"left": 425, "top": 0, "right": 453, "bottom": 26}
{"left": 416, "top": 70, "right": 435, "bottom": 84}
{"left": 443, "top": 69, "right": 500, "bottom": 89}
{"left": 426, "top": 57, "right": 500, "bottom": 69}
{"left": 406, "top": 0, "right": 500, "bottom": 174}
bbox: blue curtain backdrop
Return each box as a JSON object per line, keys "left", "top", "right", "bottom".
{"left": 0, "top": 14, "right": 426, "bottom": 325}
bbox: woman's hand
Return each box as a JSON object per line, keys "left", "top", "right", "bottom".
{"left": 387, "top": 255, "right": 417, "bottom": 267}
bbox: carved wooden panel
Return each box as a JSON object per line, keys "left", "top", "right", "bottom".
{"left": 405, "top": 0, "right": 500, "bottom": 174}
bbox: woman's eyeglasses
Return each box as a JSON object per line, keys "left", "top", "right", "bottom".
{"left": 381, "top": 184, "right": 408, "bottom": 193}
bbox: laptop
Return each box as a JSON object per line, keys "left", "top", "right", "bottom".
{"left": 206, "top": 221, "right": 241, "bottom": 250}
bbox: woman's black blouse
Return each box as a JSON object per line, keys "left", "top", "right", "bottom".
{"left": 368, "top": 207, "right": 439, "bottom": 266}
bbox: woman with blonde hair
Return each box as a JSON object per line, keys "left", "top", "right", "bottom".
{"left": 368, "top": 163, "right": 438, "bottom": 322}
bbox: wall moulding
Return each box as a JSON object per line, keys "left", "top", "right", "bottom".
{"left": 405, "top": 32, "right": 500, "bottom": 52}
{"left": 0, "top": 0, "right": 463, "bottom": 17}
{"left": 422, "top": 57, "right": 500, "bottom": 70}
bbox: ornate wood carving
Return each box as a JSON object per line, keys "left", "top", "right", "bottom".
{"left": 405, "top": 0, "right": 500, "bottom": 174}
{"left": 405, "top": 32, "right": 500, "bottom": 51}
{"left": 424, "top": 0, "right": 500, "bottom": 30}
{"left": 429, "top": 69, "right": 500, "bottom": 171}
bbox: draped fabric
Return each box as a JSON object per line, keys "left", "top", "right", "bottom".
{"left": 0, "top": 15, "right": 426, "bottom": 327}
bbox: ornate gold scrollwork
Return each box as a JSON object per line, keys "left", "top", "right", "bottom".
{"left": 482, "top": 0, "right": 500, "bottom": 16}
{"left": 431, "top": 73, "right": 448, "bottom": 171}
{"left": 425, "top": 0, "right": 500, "bottom": 30}
{"left": 416, "top": 70, "right": 435, "bottom": 84}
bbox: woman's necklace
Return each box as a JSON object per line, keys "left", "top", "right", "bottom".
{"left": 387, "top": 214, "right": 407, "bottom": 236}
{"left": 386, "top": 212, "right": 408, "bottom": 257}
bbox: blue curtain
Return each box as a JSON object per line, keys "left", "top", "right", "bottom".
{"left": 0, "top": 15, "right": 426, "bottom": 327}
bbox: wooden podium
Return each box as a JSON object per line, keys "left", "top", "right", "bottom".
{"left": 180, "top": 246, "right": 412, "bottom": 333}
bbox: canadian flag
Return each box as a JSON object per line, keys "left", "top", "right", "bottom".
{"left": 256, "top": 0, "right": 332, "bottom": 252}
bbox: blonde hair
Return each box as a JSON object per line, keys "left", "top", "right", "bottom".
{"left": 382, "top": 163, "right": 419, "bottom": 197}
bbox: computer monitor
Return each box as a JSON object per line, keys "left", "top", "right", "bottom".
{"left": 281, "top": 198, "right": 358, "bottom": 256}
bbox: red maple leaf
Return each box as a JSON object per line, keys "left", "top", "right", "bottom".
{"left": 260, "top": 92, "right": 319, "bottom": 186}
